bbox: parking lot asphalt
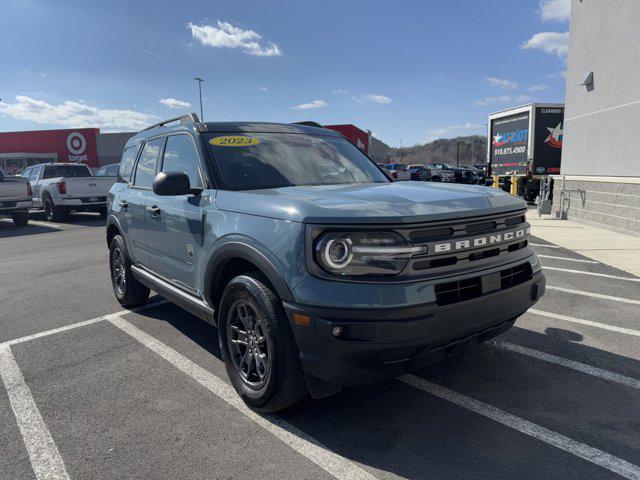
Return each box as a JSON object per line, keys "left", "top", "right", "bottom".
{"left": 1, "top": 213, "right": 639, "bottom": 480}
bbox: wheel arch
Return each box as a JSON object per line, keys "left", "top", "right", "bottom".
{"left": 204, "top": 242, "right": 294, "bottom": 311}
{"left": 106, "top": 216, "right": 123, "bottom": 248}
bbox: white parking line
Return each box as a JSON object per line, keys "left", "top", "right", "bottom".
{"left": 493, "top": 341, "right": 640, "bottom": 391}
{"left": 546, "top": 285, "right": 640, "bottom": 305}
{"left": 109, "top": 316, "right": 377, "bottom": 480}
{"left": 528, "top": 309, "right": 640, "bottom": 337}
{"left": 0, "top": 345, "right": 70, "bottom": 480}
{"left": 543, "top": 266, "right": 640, "bottom": 282}
{"left": 538, "top": 255, "right": 599, "bottom": 264}
{"left": 27, "top": 220, "right": 64, "bottom": 230}
{"left": 530, "top": 243, "right": 561, "bottom": 249}
{"left": 0, "top": 299, "right": 168, "bottom": 348}
{"left": 400, "top": 374, "right": 640, "bottom": 480}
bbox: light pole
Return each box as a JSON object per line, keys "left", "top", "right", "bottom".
{"left": 193, "top": 77, "right": 204, "bottom": 120}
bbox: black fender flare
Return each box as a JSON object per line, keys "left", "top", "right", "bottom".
{"left": 106, "top": 215, "right": 124, "bottom": 246}
{"left": 203, "top": 241, "right": 295, "bottom": 307}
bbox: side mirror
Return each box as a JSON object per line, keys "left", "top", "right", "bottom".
{"left": 152, "top": 171, "right": 202, "bottom": 196}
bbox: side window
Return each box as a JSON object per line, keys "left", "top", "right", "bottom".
{"left": 96, "top": 166, "right": 107, "bottom": 176}
{"left": 118, "top": 146, "right": 138, "bottom": 183}
{"left": 133, "top": 138, "right": 163, "bottom": 188}
{"left": 109, "top": 164, "right": 119, "bottom": 176}
{"left": 161, "top": 135, "right": 202, "bottom": 188}
{"left": 30, "top": 166, "right": 41, "bottom": 182}
{"left": 21, "top": 168, "right": 31, "bottom": 179}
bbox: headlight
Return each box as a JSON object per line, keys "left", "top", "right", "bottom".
{"left": 314, "top": 231, "right": 426, "bottom": 276}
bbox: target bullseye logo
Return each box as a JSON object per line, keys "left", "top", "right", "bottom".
{"left": 66, "top": 132, "right": 87, "bottom": 155}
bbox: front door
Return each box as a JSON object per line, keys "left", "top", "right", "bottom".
{"left": 145, "top": 134, "right": 207, "bottom": 294}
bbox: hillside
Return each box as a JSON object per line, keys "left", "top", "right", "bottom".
{"left": 369, "top": 135, "right": 487, "bottom": 166}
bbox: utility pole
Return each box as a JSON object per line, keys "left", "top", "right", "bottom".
{"left": 193, "top": 77, "right": 204, "bottom": 121}
{"left": 456, "top": 142, "right": 460, "bottom": 165}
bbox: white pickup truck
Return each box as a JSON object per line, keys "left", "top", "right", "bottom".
{"left": 22, "top": 163, "right": 117, "bottom": 222}
{"left": 0, "top": 167, "right": 32, "bottom": 226}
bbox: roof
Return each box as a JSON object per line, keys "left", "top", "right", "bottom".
{"left": 127, "top": 117, "right": 340, "bottom": 147}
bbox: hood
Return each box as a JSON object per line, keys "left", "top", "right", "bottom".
{"left": 215, "top": 181, "right": 525, "bottom": 224}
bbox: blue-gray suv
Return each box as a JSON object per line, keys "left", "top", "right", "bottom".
{"left": 106, "top": 114, "right": 545, "bottom": 412}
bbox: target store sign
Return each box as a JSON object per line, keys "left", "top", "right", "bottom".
{"left": 0, "top": 128, "right": 99, "bottom": 168}
{"left": 66, "top": 132, "right": 88, "bottom": 161}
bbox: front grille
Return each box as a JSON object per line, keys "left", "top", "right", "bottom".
{"left": 405, "top": 210, "right": 529, "bottom": 274}
{"left": 434, "top": 262, "right": 533, "bottom": 306}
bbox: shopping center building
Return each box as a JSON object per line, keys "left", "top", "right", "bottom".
{"left": 555, "top": 0, "right": 640, "bottom": 235}
{"left": 0, "top": 128, "right": 133, "bottom": 175}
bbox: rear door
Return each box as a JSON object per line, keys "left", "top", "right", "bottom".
{"left": 145, "top": 133, "right": 207, "bottom": 293}
{"left": 125, "top": 137, "right": 164, "bottom": 267}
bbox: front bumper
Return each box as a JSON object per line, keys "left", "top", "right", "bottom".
{"left": 284, "top": 269, "right": 545, "bottom": 388}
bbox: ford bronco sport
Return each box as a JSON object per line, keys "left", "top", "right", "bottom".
{"left": 106, "top": 114, "right": 545, "bottom": 412}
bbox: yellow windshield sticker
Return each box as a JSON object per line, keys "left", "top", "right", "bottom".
{"left": 209, "top": 136, "right": 261, "bottom": 147}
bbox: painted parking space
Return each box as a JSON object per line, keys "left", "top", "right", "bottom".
{"left": 1, "top": 223, "right": 639, "bottom": 479}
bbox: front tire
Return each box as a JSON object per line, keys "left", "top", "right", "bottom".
{"left": 218, "top": 274, "right": 307, "bottom": 412}
{"left": 109, "top": 235, "right": 149, "bottom": 308}
{"left": 11, "top": 211, "right": 29, "bottom": 226}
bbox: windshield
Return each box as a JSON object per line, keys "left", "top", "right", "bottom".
{"left": 206, "top": 133, "right": 388, "bottom": 190}
{"left": 43, "top": 165, "right": 91, "bottom": 179}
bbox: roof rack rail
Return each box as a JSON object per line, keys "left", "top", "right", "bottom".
{"left": 291, "top": 121, "right": 324, "bottom": 128}
{"left": 139, "top": 113, "right": 200, "bottom": 133}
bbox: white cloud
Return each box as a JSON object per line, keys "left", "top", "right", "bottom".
{"left": 539, "top": 0, "right": 571, "bottom": 22}
{"left": 426, "top": 122, "right": 483, "bottom": 140}
{"left": 0, "top": 95, "right": 157, "bottom": 132}
{"left": 521, "top": 31, "right": 569, "bottom": 58}
{"left": 188, "top": 21, "right": 282, "bottom": 57}
{"left": 332, "top": 89, "right": 349, "bottom": 95}
{"left": 352, "top": 93, "right": 392, "bottom": 104}
{"left": 486, "top": 77, "right": 518, "bottom": 90}
{"left": 257, "top": 86, "right": 268, "bottom": 92}
{"left": 364, "top": 94, "right": 391, "bottom": 104}
{"left": 472, "top": 94, "right": 532, "bottom": 107}
{"left": 528, "top": 84, "right": 547, "bottom": 91}
{"left": 159, "top": 97, "right": 191, "bottom": 109}
{"left": 291, "top": 99, "right": 327, "bottom": 110}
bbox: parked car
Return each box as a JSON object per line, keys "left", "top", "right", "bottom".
{"left": 407, "top": 164, "right": 432, "bottom": 181}
{"left": 461, "top": 164, "right": 487, "bottom": 185}
{"left": 382, "top": 163, "right": 411, "bottom": 181}
{"left": 424, "top": 163, "right": 456, "bottom": 182}
{"left": 0, "top": 166, "right": 31, "bottom": 226}
{"left": 23, "top": 163, "right": 117, "bottom": 221}
{"left": 96, "top": 164, "right": 120, "bottom": 177}
{"left": 428, "top": 162, "right": 475, "bottom": 184}
{"left": 107, "top": 114, "right": 544, "bottom": 412}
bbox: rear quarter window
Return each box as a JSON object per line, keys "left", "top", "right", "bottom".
{"left": 118, "top": 146, "right": 138, "bottom": 183}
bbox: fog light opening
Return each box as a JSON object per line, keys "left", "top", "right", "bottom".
{"left": 331, "top": 326, "right": 343, "bottom": 337}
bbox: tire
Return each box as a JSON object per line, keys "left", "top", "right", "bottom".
{"left": 218, "top": 274, "right": 307, "bottom": 412}
{"left": 43, "top": 195, "right": 66, "bottom": 222}
{"left": 109, "top": 235, "right": 149, "bottom": 308}
{"left": 11, "top": 211, "right": 29, "bottom": 226}
{"left": 431, "top": 176, "right": 441, "bottom": 182}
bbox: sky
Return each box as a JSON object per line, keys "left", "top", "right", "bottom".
{"left": 0, "top": 0, "right": 570, "bottom": 147}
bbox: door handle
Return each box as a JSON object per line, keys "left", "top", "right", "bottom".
{"left": 146, "top": 206, "right": 161, "bottom": 215}
{"left": 119, "top": 200, "right": 129, "bottom": 210}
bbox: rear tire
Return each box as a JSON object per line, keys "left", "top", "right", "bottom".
{"left": 431, "top": 176, "right": 441, "bottom": 182}
{"left": 218, "top": 273, "right": 307, "bottom": 412}
{"left": 43, "top": 195, "right": 66, "bottom": 222}
{"left": 11, "top": 211, "right": 29, "bottom": 226}
{"left": 109, "top": 235, "right": 149, "bottom": 308}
